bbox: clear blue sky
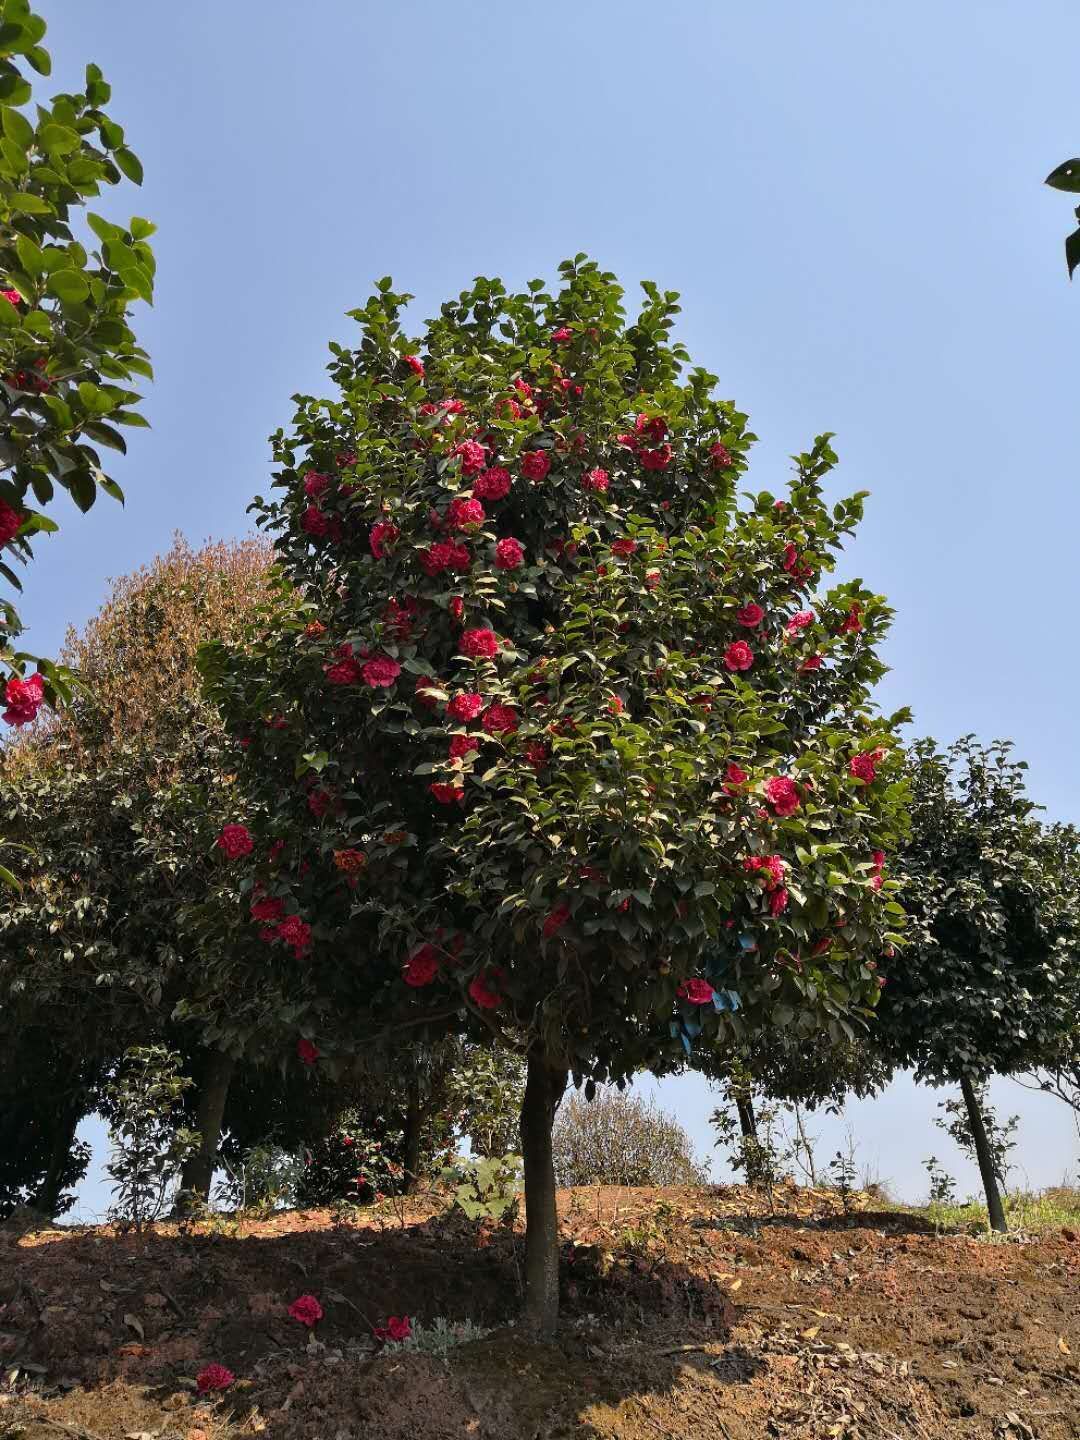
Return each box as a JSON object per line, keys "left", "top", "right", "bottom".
{"left": 27, "top": 0, "right": 1079, "bottom": 1214}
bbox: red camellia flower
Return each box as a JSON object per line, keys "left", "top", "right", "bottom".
{"left": 677, "top": 978, "right": 715, "bottom": 1005}
{"left": 455, "top": 439, "right": 488, "bottom": 475}
{"left": 769, "top": 886, "right": 790, "bottom": 916}
{"left": 1, "top": 287, "right": 21, "bottom": 307}
{"left": 448, "top": 495, "right": 485, "bottom": 529}
{"left": 522, "top": 449, "right": 551, "bottom": 481}
{"left": 403, "top": 943, "right": 440, "bottom": 987}
{"left": 333, "top": 848, "right": 367, "bottom": 874}
{"left": 723, "top": 640, "right": 754, "bottom": 672}
{"left": 524, "top": 741, "right": 548, "bottom": 771}
{"left": 430, "top": 782, "right": 465, "bottom": 804}
{"left": 799, "top": 654, "right": 823, "bottom": 672}
{"left": 2, "top": 671, "right": 44, "bottom": 727}
{"left": 473, "top": 467, "right": 511, "bottom": 500}
{"left": 579, "top": 466, "right": 608, "bottom": 494}
{"left": 849, "top": 751, "right": 878, "bottom": 783}
{"left": 287, "top": 1294, "right": 324, "bottom": 1327}
{"left": 723, "top": 762, "right": 748, "bottom": 792}
{"left": 369, "top": 520, "right": 400, "bottom": 557}
{"left": 494, "top": 536, "right": 524, "bottom": 570}
{"left": 460, "top": 627, "right": 499, "bottom": 659}
{"left": 610, "top": 538, "right": 637, "bottom": 556}
{"left": 361, "top": 655, "right": 401, "bottom": 688}
{"left": 482, "top": 703, "right": 519, "bottom": 735}
{"left": 543, "top": 904, "right": 571, "bottom": 939}
{"left": 449, "top": 733, "right": 479, "bottom": 759}
{"left": 469, "top": 968, "right": 503, "bottom": 1009}
{"left": 0, "top": 498, "right": 23, "bottom": 547}
{"left": 301, "top": 504, "right": 331, "bottom": 537}
{"left": 276, "top": 915, "right": 312, "bottom": 957}
{"left": 872, "top": 849, "right": 886, "bottom": 871}
{"left": 640, "top": 444, "right": 672, "bottom": 472}
{"left": 216, "top": 824, "right": 253, "bottom": 859}
{"left": 325, "top": 653, "right": 363, "bottom": 685}
{"left": 764, "top": 775, "right": 801, "bottom": 817}
{"left": 196, "top": 1363, "right": 235, "bottom": 1394}
{"left": 304, "top": 470, "right": 330, "bottom": 499}
{"left": 736, "top": 603, "right": 764, "bottom": 629}
{"left": 421, "top": 539, "right": 471, "bottom": 576}
{"left": 550, "top": 326, "right": 572, "bottom": 342}
{"left": 635, "top": 413, "right": 668, "bottom": 443}
{"left": 403, "top": 354, "right": 425, "bottom": 377}
{"left": 838, "top": 603, "right": 862, "bottom": 634}
{"left": 786, "top": 610, "right": 815, "bottom": 634}
{"left": 297, "top": 1038, "right": 320, "bottom": 1066}
{"left": 250, "top": 896, "right": 286, "bottom": 923}
{"left": 307, "top": 787, "right": 334, "bottom": 818}
{"left": 373, "top": 1315, "right": 413, "bottom": 1342}
{"left": 447, "top": 691, "right": 485, "bottom": 722}
{"left": 448, "top": 595, "right": 464, "bottom": 622}
{"left": 709, "top": 442, "right": 733, "bottom": 468}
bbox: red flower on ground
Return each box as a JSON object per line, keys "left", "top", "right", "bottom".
{"left": 447, "top": 691, "right": 485, "bottom": 721}
{"left": 764, "top": 775, "right": 801, "bottom": 817}
{"left": 473, "top": 467, "right": 511, "bottom": 500}
{"left": 430, "top": 782, "right": 465, "bottom": 804}
{"left": 448, "top": 495, "right": 485, "bottom": 529}
{"left": 196, "top": 1363, "right": 235, "bottom": 1394}
{"left": 736, "top": 603, "right": 764, "bottom": 629}
{"left": 449, "top": 733, "right": 479, "bottom": 759}
{"left": 373, "top": 1315, "right": 412, "bottom": 1342}
{"left": 709, "top": 442, "right": 733, "bottom": 468}
{"left": 677, "top": 979, "right": 715, "bottom": 1005}
{"left": 297, "top": 1039, "right": 320, "bottom": 1066}
{"left": 455, "top": 439, "right": 488, "bottom": 475}
{"left": 494, "top": 536, "right": 524, "bottom": 570}
{"left": 2, "top": 671, "right": 44, "bottom": 727}
{"left": 287, "top": 1294, "right": 324, "bottom": 1327}
{"left": 0, "top": 498, "right": 23, "bottom": 547}
{"left": 522, "top": 449, "right": 551, "bottom": 481}
{"left": 369, "top": 521, "right": 400, "bottom": 557}
{"left": 403, "top": 354, "right": 425, "bottom": 377}
{"left": 723, "top": 640, "right": 754, "bottom": 672}
{"left": 582, "top": 466, "right": 609, "bottom": 493}
{"left": 469, "top": 969, "right": 503, "bottom": 1010}
{"left": 361, "top": 655, "right": 401, "bottom": 688}
{"left": 216, "top": 824, "right": 253, "bottom": 859}
{"left": 403, "top": 944, "right": 440, "bottom": 987}
{"left": 482, "top": 703, "right": 518, "bottom": 735}
{"left": 460, "top": 627, "right": 499, "bottom": 659}
{"left": 640, "top": 444, "right": 672, "bottom": 471}
{"left": 543, "top": 904, "right": 571, "bottom": 938}
{"left": 850, "top": 751, "right": 878, "bottom": 783}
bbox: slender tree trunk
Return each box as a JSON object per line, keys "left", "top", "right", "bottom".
{"left": 402, "top": 1070, "right": 423, "bottom": 1194}
{"left": 178, "top": 1050, "right": 234, "bottom": 1206}
{"left": 959, "top": 1074, "right": 1007, "bottom": 1234}
{"left": 520, "top": 1046, "right": 568, "bottom": 1339}
{"left": 36, "top": 1103, "right": 81, "bottom": 1216}
{"left": 735, "top": 1094, "right": 757, "bottom": 1140}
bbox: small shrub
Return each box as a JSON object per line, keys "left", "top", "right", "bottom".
{"left": 934, "top": 1087, "right": 1019, "bottom": 1192}
{"left": 923, "top": 1154, "right": 959, "bottom": 1207}
{"left": 710, "top": 1095, "right": 791, "bottom": 1195}
{"left": 215, "top": 1141, "right": 307, "bottom": 1214}
{"left": 102, "top": 1046, "right": 199, "bottom": 1231}
{"left": 391, "top": 1315, "right": 492, "bottom": 1356}
{"left": 443, "top": 1153, "right": 522, "bottom": 1221}
{"left": 553, "top": 1090, "right": 708, "bottom": 1188}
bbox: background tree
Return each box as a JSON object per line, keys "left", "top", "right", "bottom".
{"left": 203, "top": 257, "right": 909, "bottom": 1334}
{"left": 0, "top": 0, "right": 153, "bottom": 732}
{"left": 877, "top": 736, "right": 1080, "bottom": 1231}
{"left": 552, "top": 1089, "right": 707, "bottom": 1188}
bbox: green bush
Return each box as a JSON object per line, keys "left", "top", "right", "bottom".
{"left": 552, "top": 1089, "right": 707, "bottom": 1188}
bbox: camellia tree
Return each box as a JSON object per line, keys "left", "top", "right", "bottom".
{"left": 877, "top": 737, "right": 1080, "bottom": 1231}
{"left": 0, "top": 0, "right": 153, "bottom": 888}
{"left": 201, "top": 258, "right": 909, "bottom": 1334}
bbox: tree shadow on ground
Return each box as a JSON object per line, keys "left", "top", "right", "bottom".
{"left": 689, "top": 1207, "right": 941, "bottom": 1237}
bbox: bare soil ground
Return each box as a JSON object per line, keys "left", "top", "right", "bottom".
{"left": 2, "top": 1184, "right": 1078, "bottom": 1439}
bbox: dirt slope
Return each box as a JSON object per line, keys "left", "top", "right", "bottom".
{"left": 2, "top": 1185, "right": 1077, "bottom": 1439}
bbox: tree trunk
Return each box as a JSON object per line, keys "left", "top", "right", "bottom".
{"left": 36, "top": 1103, "right": 81, "bottom": 1216}
{"left": 402, "top": 1070, "right": 423, "bottom": 1194}
{"left": 520, "top": 1046, "right": 568, "bottom": 1339}
{"left": 735, "top": 1094, "right": 757, "bottom": 1140}
{"left": 178, "top": 1050, "right": 234, "bottom": 1206}
{"left": 959, "top": 1074, "right": 1007, "bottom": 1234}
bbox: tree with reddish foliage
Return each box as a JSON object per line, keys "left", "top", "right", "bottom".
{"left": 201, "top": 258, "right": 909, "bottom": 1335}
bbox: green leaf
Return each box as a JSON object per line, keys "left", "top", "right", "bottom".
{"left": 38, "top": 122, "right": 80, "bottom": 156}
{"left": 113, "top": 146, "right": 143, "bottom": 184}
{"left": 15, "top": 232, "right": 42, "bottom": 274}
{"left": 1067, "top": 226, "right": 1080, "bottom": 281}
{"left": 99, "top": 475, "right": 124, "bottom": 503}
{"left": 1, "top": 104, "right": 32, "bottom": 147}
{"left": 0, "top": 863, "right": 21, "bottom": 890}
{"left": 24, "top": 43, "right": 48, "bottom": 75}
{"left": 129, "top": 215, "right": 156, "bottom": 240}
{"left": 65, "top": 468, "right": 96, "bottom": 512}
{"left": 76, "top": 381, "right": 114, "bottom": 414}
{"left": 8, "top": 191, "right": 52, "bottom": 214}
{"left": 46, "top": 269, "right": 90, "bottom": 304}
{"left": 0, "top": 72, "right": 31, "bottom": 106}
{"left": 0, "top": 293, "right": 20, "bottom": 326}
{"left": 19, "top": 510, "right": 58, "bottom": 534}
{"left": 1045, "top": 158, "right": 1080, "bottom": 193}
{"left": 82, "top": 420, "right": 127, "bottom": 453}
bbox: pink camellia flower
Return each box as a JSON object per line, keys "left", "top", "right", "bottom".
{"left": 468, "top": 968, "right": 503, "bottom": 1010}
{"left": 582, "top": 466, "right": 609, "bottom": 493}
{"left": 297, "top": 1038, "right": 320, "bottom": 1066}
{"left": 373, "top": 1315, "right": 413, "bottom": 1343}
{"left": 287, "top": 1294, "right": 324, "bottom": 1328}
{"left": 460, "top": 627, "right": 499, "bottom": 659}
{"left": 0, "top": 498, "right": 23, "bottom": 547}
{"left": 195, "top": 1363, "right": 235, "bottom": 1394}
{"left": 723, "top": 640, "right": 754, "bottom": 672}
{"left": 369, "top": 520, "right": 400, "bottom": 557}
{"left": 1, "top": 288, "right": 21, "bottom": 307}
{"left": 850, "top": 751, "right": 878, "bottom": 783}
{"left": 2, "top": 671, "right": 44, "bottom": 727}
{"left": 403, "top": 943, "right": 440, "bottom": 987}
{"left": 304, "top": 470, "right": 330, "bottom": 499}
{"left": 449, "top": 733, "right": 479, "bottom": 760}
{"left": 764, "top": 775, "right": 801, "bottom": 817}
{"left": 543, "top": 904, "right": 571, "bottom": 939}
{"left": 216, "top": 824, "right": 254, "bottom": 860}
{"left": 402, "top": 354, "right": 425, "bottom": 377}
{"left": 769, "top": 886, "right": 790, "bottom": 916}
{"left": 473, "top": 467, "right": 511, "bottom": 500}
{"left": 610, "top": 538, "right": 637, "bottom": 556}
{"left": 799, "top": 654, "right": 823, "bottom": 673}
{"left": 677, "top": 978, "right": 715, "bottom": 1005}
{"left": 482, "top": 703, "right": 519, "bottom": 735}
{"left": 838, "top": 603, "right": 863, "bottom": 635}
{"left": 494, "top": 536, "right": 524, "bottom": 570}
{"left": 709, "top": 442, "right": 733, "bottom": 468}
{"left": 301, "top": 504, "right": 331, "bottom": 537}
{"left": 550, "top": 326, "right": 572, "bottom": 342}
{"left": 723, "top": 762, "right": 748, "bottom": 792}
{"left": 640, "top": 444, "right": 672, "bottom": 472}
{"left": 276, "top": 915, "right": 312, "bottom": 957}
{"left": 736, "top": 603, "right": 764, "bottom": 629}
{"left": 447, "top": 691, "right": 485, "bottom": 722}
{"left": 786, "top": 610, "right": 815, "bottom": 635}
{"left": 454, "top": 439, "right": 488, "bottom": 476}
{"left": 448, "top": 495, "right": 485, "bottom": 529}
{"left": 361, "top": 655, "right": 401, "bottom": 689}
{"left": 430, "top": 782, "right": 465, "bottom": 804}
{"left": 522, "top": 450, "right": 551, "bottom": 481}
